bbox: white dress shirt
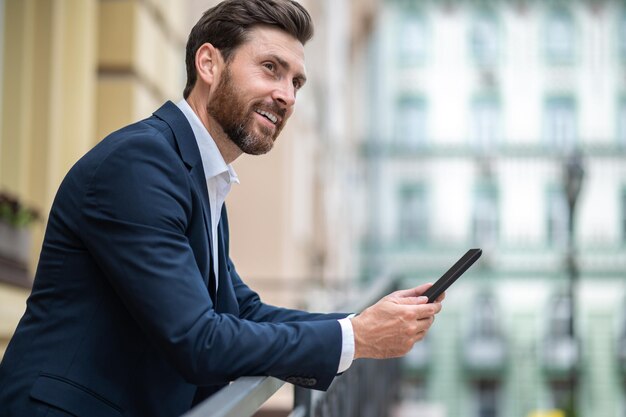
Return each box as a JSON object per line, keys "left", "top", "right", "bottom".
{"left": 175, "top": 99, "right": 354, "bottom": 373}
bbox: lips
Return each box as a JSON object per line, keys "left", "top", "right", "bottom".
{"left": 255, "top": 109, "right": 278, "bottom": 124}
{"left": 253, "top": 102, "right": 287, "bottom": 128}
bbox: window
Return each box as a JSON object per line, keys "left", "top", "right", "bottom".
{"left": 464, "top": 292, "right": 506, "bottom": 375}
{"left": 545, "top": 289, "right": 577, "bottom": 408}
{"left": 471, "top": 96, "right": 501, "bottom": 150}
{"left": 543, "top": 292, "right": 578, "bottom": 399}
{"left": 398, "top": 184, "right": 428, "bottom": 243}
{"left": 544, "top": 8, "right": 575, "bottom": 65}
{"left": 472, "top": 293, "right": 499, "bottom": 337}
{"left": 549, "top": 293, "right": 573, "bottom": 338}
{"left": 622, "top": 188, "right": 626, "bottom": 242}
{"left": 618, "top": 98, "right": 626, "bottom": 147}
{"left": 542, "top": 292, "right": 578, "bottom": 379}
{"left": 547, "top": 186, "right": 568, "bottom": 247}
{"left": 395, "top": 96, "right": 427, "bottom": 149}
{"left": 397, "top": 13, "right": 428, "bottom": 65}
{"left": 470, "top": 11, "right": 499, "bottom": 67}
{"left": 619, "top": 306, "right": 626, "bottom": 370}
{"left": 473, "top": 380, "right": 500, "bottom": 417}
{"left": 549, "top": 380, "right": 576, "bottom": 416}
{"left": 618, "top": 12, "right": 626, "bottom": 63}
{"left": 619, "top": 309, "right": 626, "bottom": 417}
{"left": 472, "top": 182, "right": 499, "bottom": 247}
{"left": 544, "top": 96, "right": 576, "bottom": 150}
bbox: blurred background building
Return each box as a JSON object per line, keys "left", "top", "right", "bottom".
{"left": 0, "top": 1, "right": 625, "bottom": 417}
{"left": 364, "top": 1, "right": 626, "bottom": 417}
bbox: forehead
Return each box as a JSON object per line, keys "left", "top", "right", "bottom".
{"left": 235, "top": 25, "right": 306, "bottom": 73}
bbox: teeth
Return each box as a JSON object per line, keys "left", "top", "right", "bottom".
{"left": 256, "top": 109, "right": 278, "bottom": 124}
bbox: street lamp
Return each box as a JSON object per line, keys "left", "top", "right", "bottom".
{"left": 562, "top": 151, "right": 585, "bottom": 417}
{"left": 563, "top": 152, "right": 584, "bottom": 338}
{"left": 542, "top": 152, "right": 585, "bottom": 415}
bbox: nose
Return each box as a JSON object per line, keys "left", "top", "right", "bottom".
{"left": 272, "top": 81, "right": 296, "bottom": 110}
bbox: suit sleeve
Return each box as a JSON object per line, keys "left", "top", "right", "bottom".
{"left": 78, "top": 131, "right": 342, "bottom": 390}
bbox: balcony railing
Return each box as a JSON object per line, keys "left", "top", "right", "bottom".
{"left": 292, "top": 356, "right": 401, "bottom": 417}
{"left": 183, "top": 275, "right": 401, "bottom": 417}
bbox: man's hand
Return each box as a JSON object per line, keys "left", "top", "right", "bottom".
{"left": 350, "top": 283, "right": 444, "bottom": 359}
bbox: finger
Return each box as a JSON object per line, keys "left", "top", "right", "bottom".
{"left": 394, "top": 283, "right": 433, "bottom": 298}
{"left": 392, "top": 304, "right": 430, "bottom": 323}
{"left": 435, "top": 292, "right": 446, "bottom": 303}
{"left": 416, "top": 315, "right": 434, "bottom": 326}
{"left": 416, "top": 316, "right": 435, "bottom": 332}
{"left": 431, "top": 302, "right": 443, "bottom": 314}
{"left": 412, "top": 330, "right": 427, "bottom": 343}
{"left": 395, "top": 296, "right": 429, "bottom": 305}
{"left": 414, "top": 304, "right": 438, "bottom": 319}
{"left": 400, "top": 300, "right": 442, "bottom": 317}
{"left": 397, "top": 304, "right": 436, "bottom": 321}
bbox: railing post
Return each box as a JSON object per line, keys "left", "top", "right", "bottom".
{"left": 293, "top": 385, "right": 311, "bottom": 417}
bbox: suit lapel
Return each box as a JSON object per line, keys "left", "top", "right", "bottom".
{"left": 153, "top": 101, "right": 217, "bottom": 298}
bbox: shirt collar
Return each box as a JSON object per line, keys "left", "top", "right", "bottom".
{"left": 176, "top": 99, "right": 239, "bottom": 184}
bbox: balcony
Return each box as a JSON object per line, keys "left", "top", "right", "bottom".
{"left": 541, "top": 336, "right": 579, "bottom": 381}
{"left": 463, "top": 336, "right": 506, "bottom": 379}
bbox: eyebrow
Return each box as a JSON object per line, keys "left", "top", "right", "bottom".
{"left": 270, "top": 54, "right": 307, "bottom": 85}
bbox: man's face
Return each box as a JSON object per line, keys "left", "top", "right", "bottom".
{"left": 207, "top": 26, "right": 307, "bottom": 155}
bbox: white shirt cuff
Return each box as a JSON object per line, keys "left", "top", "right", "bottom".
{"left": 337, "top": 314, "right": 356, "bottom": 373}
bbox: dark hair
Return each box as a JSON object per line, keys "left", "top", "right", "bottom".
{"left": 183, "top": 0, "right": 314, "bottom": 99}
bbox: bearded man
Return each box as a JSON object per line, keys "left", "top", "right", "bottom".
{"left": 0, "top": 1, "right": 443, "bottom": 416}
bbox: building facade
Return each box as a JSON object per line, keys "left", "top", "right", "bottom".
{"left": 0, "top": 0, "right": 187, "bottom": 357}
{"left": 364, "top": 0, "right": 626, "bottom": 416}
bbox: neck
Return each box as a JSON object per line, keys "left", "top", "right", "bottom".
{"left": 185, "top": 95, "right": 242, "bottom": 164}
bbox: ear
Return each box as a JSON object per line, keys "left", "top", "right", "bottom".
{"left": 195, "top": 43, "right": 224, "bottom": 87}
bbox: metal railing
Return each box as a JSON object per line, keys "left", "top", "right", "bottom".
{"left": 181, "top": 376, "right": 284, "bottom": 417}
{"left": 184, "top": 275, "right": 400, "bottom": 417}
{"left": 291, "top": 356, "right": 401, "bottom": 417}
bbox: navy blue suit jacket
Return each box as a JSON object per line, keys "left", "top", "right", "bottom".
{"left": 0, "top": 102, "right": 346, "bottom": 417}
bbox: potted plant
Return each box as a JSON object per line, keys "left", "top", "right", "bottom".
{"left": 0, "top": 191, "right": 40, "bottom": 265}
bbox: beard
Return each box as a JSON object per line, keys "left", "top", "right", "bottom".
{"left": 206, "top": 66, "right": 286, "bottom": 155}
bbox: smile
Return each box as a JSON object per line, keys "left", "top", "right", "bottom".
{"left": 255, "top": 109, "right": 278, "bottom": 125}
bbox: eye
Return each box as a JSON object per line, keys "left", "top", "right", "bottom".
{"left": 293, "top": 79, "right": 302, "bottom": 91}
{"left": 263, "top": 62, "right": 275, "bottom": 72}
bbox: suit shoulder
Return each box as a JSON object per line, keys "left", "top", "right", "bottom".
{"left": 81, "top": 117, "right": 178, "bottom": 167}
{"left": 62, "top": 116, "right": 187, "bottom": 203}
{"left": 100, "top": 116, "right": 174, "bottom": 151}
